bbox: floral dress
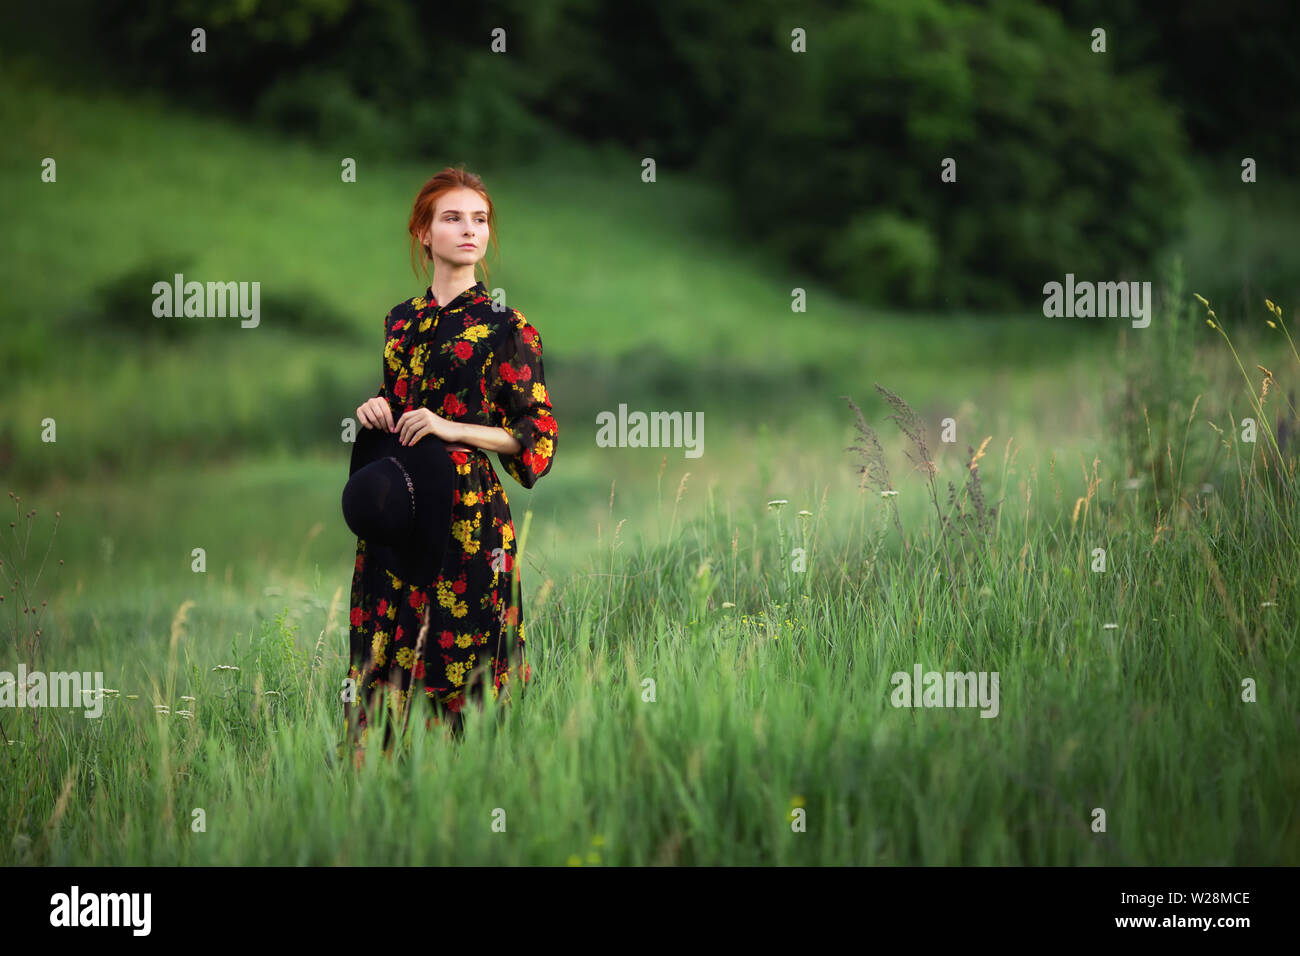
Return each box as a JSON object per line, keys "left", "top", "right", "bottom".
{"left": 343, "top": 279, "right": 557, "bottom": 747}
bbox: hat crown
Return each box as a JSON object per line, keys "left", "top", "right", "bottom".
{"left": 342, "top": 457, "right": 413, "bottom": 545}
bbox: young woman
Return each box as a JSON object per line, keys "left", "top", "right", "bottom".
{"left": 344, "top": 167, "right": 557, "bottom": 756}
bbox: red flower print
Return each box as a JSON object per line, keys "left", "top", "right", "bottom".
{"left": 452, "top": 578, "right": 467, "bottom": 595}
{"left": 502, "top": 605, "right": 519, "bottom": 627}
{"left": 393, "top": 378, "right": 408, "bottom": 399}
{"left": 522, "top": 326, "right": 537, "bottom": 347}
{"left": 447, "top": 695, "right": 464, "bottom": 713}
{"left": 442, "top": 393, "right": 467, "bottom": 417}
{"left": 451, "top": 450, "right": 468, "bottom": 465}
{"left": 408, "top": 590, "right": 427, "bottom": 609}
{"left": 377, "top": 598, "right": 388, "bottom": 617}
{"left": 499, "top": 362, "right": 518, "bottom": 384}
{"left": 453, "top": 341, "right": 473, "bottom": 360}
{"left": 413, "top": 659, "right": 425, "bottom": 680}
{"left": 518, "top": 364, "right": 532, "bottom": 382}
{"left": 439, "top": 630, "right": 455, "bottom": 648}
{"left": 350, "top": 606, "right": 365, "bottom": 627}
{"left": 394, "top": 624, "right": 404, "bottom": 643}
{"left": 355, "top": 553, "right": 365, "bottom": 571}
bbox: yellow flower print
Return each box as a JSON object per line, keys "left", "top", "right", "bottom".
{"left": 535, "top": 436, "right": 554, "bottom": 460}
{"left": 501, "top": 522, "right": 514, "bottom": 546}
{"left": 446, "top": 654, "right": 477, "bottom": 687}
{"left": 418, "top": 315, "right": 432, "bottom": 333}
{"left": 372, "top": 630, "right": 388, "bottom": 666}
{"left": 452, "top": 516, "right": 482, "bottom": 555}
{"left": 461, "top": 324, "right": 491, "bottom": 342}
{"left": 462, "top": 490, "right": 480, "bottom": 507}
{"left": 395, "top": 646, "right": 415, "bottom": 670}
{"left": 532, "top": 382, "right": 547, "bottom": 403}
{"left": 434, "top": 583, "right": 470, "bottom": 618}
{"left": 455, "top": 631, "right": 475, "bottom": 649}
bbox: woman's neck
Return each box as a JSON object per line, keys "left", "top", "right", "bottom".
{"left": 430, "top": 266, "right": 479, "bottom": 307}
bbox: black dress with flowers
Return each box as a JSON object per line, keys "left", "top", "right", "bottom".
{"left": 343, "top": 280, "right": 557, "bottom": 745}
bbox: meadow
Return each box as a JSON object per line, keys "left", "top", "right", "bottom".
{"left": 2, "top": 67, "right": 1297, "bottom": 865}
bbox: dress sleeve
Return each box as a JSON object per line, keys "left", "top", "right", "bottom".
{"left": 486, "top": 311, "right": 557, "bottom": 489}
{"left": 373, "top": 308, "right": 393, "bottom": 400}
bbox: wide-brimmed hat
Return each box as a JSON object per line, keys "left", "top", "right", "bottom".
{"left": 342, "top": 423, "right": 455, "bottom": 588}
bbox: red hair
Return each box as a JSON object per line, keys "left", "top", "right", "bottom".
{"left": 407, "top": 166, "right": 501, "bottom": 289}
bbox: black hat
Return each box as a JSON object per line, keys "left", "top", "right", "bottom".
{"left": 342, "top": 424, "right": 456, "bottom": 589}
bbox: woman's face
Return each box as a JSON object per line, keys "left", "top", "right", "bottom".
{"left": 424, "top": 188, "right": 489, "bottom": 270}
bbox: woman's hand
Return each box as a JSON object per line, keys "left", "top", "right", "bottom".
{"left": 396, "top": 407, "right": 470, "bottom": 450}
{"left": 356, "top": 396, "right": 396, "bottom": 432}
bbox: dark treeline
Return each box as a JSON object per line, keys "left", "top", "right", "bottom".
{"left": 20, "top": 0, "right": 1298, "bottom": 310}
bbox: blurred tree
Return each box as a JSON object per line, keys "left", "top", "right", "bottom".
{"left": 71, "top": 0, "right": 1209, "bottom": 309}
{"left": 1054, "top": 0, "right": 1300, "bottom": 168}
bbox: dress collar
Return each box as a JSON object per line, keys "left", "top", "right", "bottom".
{"left": 425, "top": 279, "right": 488, "bottom": 310}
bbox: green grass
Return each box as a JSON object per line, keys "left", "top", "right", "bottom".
{"left": 2, "top": 63, "right": 1298, "bottom": 865}
{"left": 3, "top": 416, "right": 1297, "bottom": 864}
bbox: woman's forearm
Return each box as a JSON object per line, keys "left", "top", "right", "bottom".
{"left": 453, "top": 421, "right": 523, "bottom": 455}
